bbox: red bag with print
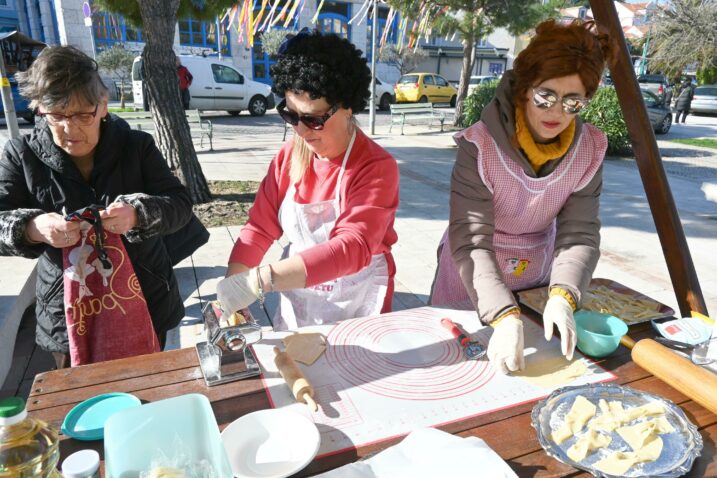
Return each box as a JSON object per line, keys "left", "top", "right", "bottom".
{"left": 62, "top": 206, "right": 159, "bottom": 366}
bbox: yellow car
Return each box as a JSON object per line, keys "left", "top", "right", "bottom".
{"left": 394, "top": 72, "right": 457, "bottom": 106}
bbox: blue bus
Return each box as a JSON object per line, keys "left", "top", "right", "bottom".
{"left": 0, "top": 31, "right": 46, "bottom": 123}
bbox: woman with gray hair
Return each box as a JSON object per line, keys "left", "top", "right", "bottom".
{"left": 0, "top": 45, "right": 193, "bottom": 367}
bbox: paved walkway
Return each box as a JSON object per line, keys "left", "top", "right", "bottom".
{"left": 2, "top": 110, "right": 717, "bottom": 396}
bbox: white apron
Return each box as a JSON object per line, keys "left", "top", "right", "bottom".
{"left": 273, "top": 131, "right": 389, "bottom": 330}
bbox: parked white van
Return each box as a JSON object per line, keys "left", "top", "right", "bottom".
{"left": 132, "top": 55, "right": 275, "bottom": 116}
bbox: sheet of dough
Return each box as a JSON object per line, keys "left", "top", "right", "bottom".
{"left": 589, "top": 400, "right": 665, "bottom": 432}
{"left": 588, "top": 399, "right": 626, "bottom": 431}
{"left": 282, "top": 332, "right": 327, "bottom": 365}
{"left": 593, "top": 436, "right": 663, "bottom": 476}
{"left": 515, "top": 357, "right": 587, "bottom": 389}
{"left": 591, "top": 403, "right": 671, "bottom": 475}
{"left": 552, "top": 395, "right": 597, "bottom": 444}
{"left": 566, "top": 429, "right": 612, "bottom": 462}
{"left": 617, "top": 418, "right": 674, "bottom": 451}
{"left": 593, "top": 450, "right": 639, "bottom": 476}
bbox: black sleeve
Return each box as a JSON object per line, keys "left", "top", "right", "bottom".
{"left": 117, "top": 132, "right": 194, "bottom": 243}
{"left": 0, "top": 139, "right": 48, "bottom": 258}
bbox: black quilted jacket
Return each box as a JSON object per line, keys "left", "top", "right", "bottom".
{"left": 0, "top": 115, "right": 193, "bottom": 353}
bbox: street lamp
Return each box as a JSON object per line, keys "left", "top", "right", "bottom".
{"left": 437, "top": 47, "right": 444, "bottom": 75}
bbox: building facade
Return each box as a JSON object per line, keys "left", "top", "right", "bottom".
{"left": 1, "top": 0, "right": 510, "bottom": 87}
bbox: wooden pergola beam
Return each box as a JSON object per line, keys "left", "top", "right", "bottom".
{"left": 588, "top": 0, "right": 708, "bottom": 316}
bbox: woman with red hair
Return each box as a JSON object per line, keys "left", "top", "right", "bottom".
{"left": 431, "top": 19, "right": 613, "bottom": 374}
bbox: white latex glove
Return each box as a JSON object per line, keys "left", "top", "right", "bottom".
{"left": 487, "top": 315, "right": 525, "bottom": 374}
{"left": 543, "top": 294, "right": 577, "bottom": 360}
{"left": 216, "top": 268, "right": 261, "bottom": 322}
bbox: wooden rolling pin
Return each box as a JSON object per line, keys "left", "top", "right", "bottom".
{"left": 273, "top": 346, "right": 318, "bottom": 412}
{"left": 621, "top": 336, "right": 717, "bottom": 415}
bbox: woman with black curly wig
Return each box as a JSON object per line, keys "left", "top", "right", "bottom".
{"left": 217, "top": 30, "right": 399, "bottom": 330}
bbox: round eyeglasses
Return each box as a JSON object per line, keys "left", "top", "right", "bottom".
{"left": 531, "top": 88, "right": 589, "bottom": 114}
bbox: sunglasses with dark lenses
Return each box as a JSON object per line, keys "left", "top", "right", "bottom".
{"left": 531, "top": 87, "right": 589, "bottom": 114}
{"left": 277, "top": 99, "right": 340, "bottom": 130}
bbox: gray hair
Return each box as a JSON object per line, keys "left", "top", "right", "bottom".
{"left": 16, "top": 45, "right": 109, "bottom": 110}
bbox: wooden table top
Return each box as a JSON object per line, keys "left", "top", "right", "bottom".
{"left": 26, "top": 321, "right": 717, "bottom": 477}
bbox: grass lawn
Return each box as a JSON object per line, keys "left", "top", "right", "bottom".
{"left": 193, "top": 180, "right": 260, "bottom": 228}
{"left": 670, "top": 138, "right": 717, "bottom": 150}
{"left": 108, "top": 107, "right": 137, "bottom": 113}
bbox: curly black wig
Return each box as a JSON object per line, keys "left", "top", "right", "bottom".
{"left": 270, "top": 30, "right": 371, "bottom": 112}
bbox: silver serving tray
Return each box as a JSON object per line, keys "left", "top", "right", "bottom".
{"left": 531, "top": 383, "right": 702, "bottom": 477}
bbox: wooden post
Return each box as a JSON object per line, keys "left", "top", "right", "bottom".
{"left": 589, "top": 0, "right": 707, "bottom": 317}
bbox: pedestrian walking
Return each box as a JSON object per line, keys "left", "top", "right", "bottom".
{"left": 176, "top": 57, "right": 193, "bottom": 110}
{"left": 674, "top": 79, "right": 694, "bottom": 124}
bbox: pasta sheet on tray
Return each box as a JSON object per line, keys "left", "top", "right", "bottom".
{"left": 517, "top": 278, "right": 675, "bottom": 325}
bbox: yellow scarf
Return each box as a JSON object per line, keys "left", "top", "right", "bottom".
{"left": 515, "top": 107, "right": 576, "bottom": 172}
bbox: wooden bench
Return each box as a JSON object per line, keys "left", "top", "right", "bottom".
{"left": 389, "top": 103, "right": 445, "bottom": 135}
{"left": 112, "top": 109, "right": 214, "bottom": 150}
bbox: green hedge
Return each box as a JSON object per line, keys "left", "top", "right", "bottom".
{"left": 697, "top": 67, "right": 717, "bottom": 86}
{"left": 461, "top": 80, "right": 499, "bottom": 127}
{"left": 462, "top": 83, "right": 630, "bottom": 156}
{"left": 579, "top": 86, "right": 630, "bottom": 155}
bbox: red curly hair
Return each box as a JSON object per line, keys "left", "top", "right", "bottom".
{"left": 511, "top": 19, "right": 613, "bottom": 104}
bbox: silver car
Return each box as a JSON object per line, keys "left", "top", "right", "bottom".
{"left": 691, "top": 85, "right": 717, "bottom": 115}
{"left": 641, "top": 89, "right": 672, "bottom": 134}
{"left": 467, "top": 75, "right": 499, "bottom": 95}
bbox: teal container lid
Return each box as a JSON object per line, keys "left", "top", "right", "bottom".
{"left": 0, "top": 397, "right": 25, "bottom": 418}
{"left": 62, "top": 393, "right": 141, "bottom": 441}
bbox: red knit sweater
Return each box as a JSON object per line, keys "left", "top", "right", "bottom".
{"left": 229, "top": 129, "right": 399, "bottom": 311}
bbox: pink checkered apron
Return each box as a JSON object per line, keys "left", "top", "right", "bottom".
{"left": 431, "top": 121, "right": 606, "bottom": 309}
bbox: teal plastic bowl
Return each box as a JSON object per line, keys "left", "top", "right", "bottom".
{"left": 574, "top": 311, "right": 628, "bottom": 358}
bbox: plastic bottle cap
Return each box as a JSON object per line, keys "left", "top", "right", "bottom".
{"left": 0, "top": 397, "right": 25, "bottom": 418}
{"left": 0, "top": 397, "right": 27, "bottom": 425}
{"left": 61, "top": 449, "right": 100, "bottom": 478}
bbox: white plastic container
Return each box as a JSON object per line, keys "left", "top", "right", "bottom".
{"left": 61, "top": 449, "right": 100, "bottom": 478}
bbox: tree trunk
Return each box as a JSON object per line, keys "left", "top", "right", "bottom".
{"left": 119, "top": 79, "right": 125, "bottom": 109}
{"left": 453, "top": 34, "right": 475, "bottom": 127}
{"left": 137, "top": 0, "right": 212, "bottom": 204}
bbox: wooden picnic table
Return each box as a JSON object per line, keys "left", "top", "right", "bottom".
{"left": 26, "top": 313, "right": 717, "bottom": 477}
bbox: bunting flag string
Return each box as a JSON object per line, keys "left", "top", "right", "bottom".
{"left": 234, "top": 0, "right": 247, "bottom": 43}
{"left": 378, "top": 7, "right": 396, "bottom": 50}
{"left": 294, "top": 0, "right": 307, "bottom": 28}
{"left": 282, "top": 0, "right": 301, "bottom": 28}
{"left": 311, "top": 0, "right": 325, "bottom": 24}
{"left": 354, "top": 1, "right": 372, "bottom": 26}
{"left": 271, "top": 0, "right": 293, "bottom": 27}
{"left": 253, "top": 0, "right": 269, "bottom": 34}
{"left": 224, "top": 0, "right": 446, "bottom": 54}
{"left": 247, "top": 0, "right": 255, "bottom": 47}
{"left": 348, "top": 0, "right": 370, "bottom": 25}
{"left": 223, "top": 4, "right": 238, "bottom": 28}
{"left": 261, "top": 0, "right": 280, "bottom": 31}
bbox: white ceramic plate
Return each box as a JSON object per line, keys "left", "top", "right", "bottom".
{"left": 221, "top": 408, "right": 320, "bottom": 478}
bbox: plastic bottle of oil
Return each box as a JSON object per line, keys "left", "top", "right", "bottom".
{"left": 0, "top": 397, "right": 61, "bottom": 477}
